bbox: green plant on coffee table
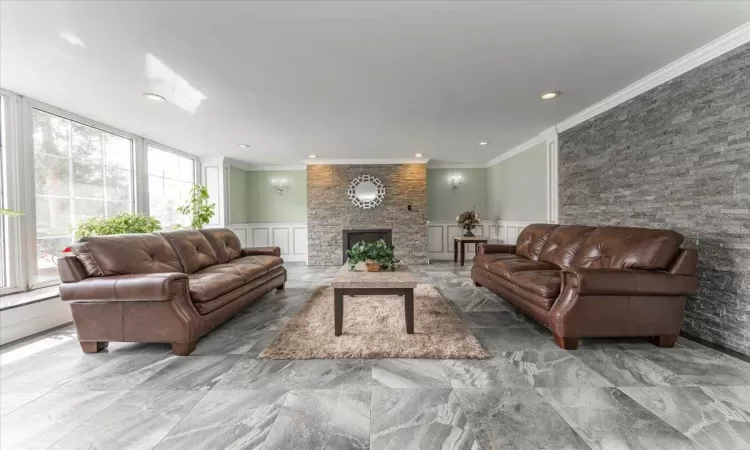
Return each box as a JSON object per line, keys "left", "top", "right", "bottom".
{"left": 73, "top": 213, "right": 163, "bottom": 240}
{"left": 177, "top": 185, "right": 216, "bottom": 230}
{"left": 346, "top": 239, "right": 398, "bottom": 271}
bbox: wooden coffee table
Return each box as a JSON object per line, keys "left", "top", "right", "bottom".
{"left": 454, "top": 236, "right": 489, "bottom": 266}
{"left": 331, "top": 263, "right": 417, "bottom": 336}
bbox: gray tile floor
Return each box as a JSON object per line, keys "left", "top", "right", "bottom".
{"left": 2, "top": 262, "right": 749, "bottom": 450}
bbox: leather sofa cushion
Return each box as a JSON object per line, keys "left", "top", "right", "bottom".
{"left": 538, "top": 225, "right": 595, "bottom": 268}
{"left": 161, "top": 230, "right": 219, "bottom": 274}
{"left": 473, "top": 253, "right": 520, "bottom": 271}
{"left": 510, "top": 270, "right": 561, "bottom": 299}
{"left": 200, "top": 229, "right": 242, "bottom": 263}
{"left": 515, "top": 224, "right": 559, "bottom": 261}
{"left": 188, "top": 272, "right": 245, "bottom": 303}
{"left": 232, "top": 255, "right": 284, "bottom": 272}
{"left": 572, "top": 227, "right": 684, "bottom": 270}
{"left": 196, "top": 260, "right": 266, "bottom": 283}
{"left": 487, "top": 259, "right": 558, "bottom": 279}
{"left": 486, "top": 271, "right": 558, "bottom": 311}
{"left": 73, "top": 234, "right": 183, "bottom": 276}
{"left": 194, "top": 266, "right": 285, "bottom": 314}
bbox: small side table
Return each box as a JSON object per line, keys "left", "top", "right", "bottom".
{"left": 454, "top": 236, "right": 489, "bottom": 266}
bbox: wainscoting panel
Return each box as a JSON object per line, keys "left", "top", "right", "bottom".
{"left": 230, "top": 223, "right": 308, "bottom": 262}
{"left": 427, "top": 220, "right": 536, "bottom": 261}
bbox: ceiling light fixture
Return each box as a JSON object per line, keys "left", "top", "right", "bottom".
{"left": 237, "top": 144, "right": 249, "bottom": 148}
{"left": 309, "top": 154, "right": 317, "bottom": 159}
{"left": 541, "top": 91, "right": 560, "bottom": 100}
{"left": 478, "top": 141, "right": 489, "bottom": 146}
{"left": 143, "top": 93, "right": 166, "bottom": 102}
{"left": 415, "top": 153, "right": 423, "bottom": 158}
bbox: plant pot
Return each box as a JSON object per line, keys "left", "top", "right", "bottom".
{"left": 365, "top": 261, "right": 382, "bottom": 272}
{"left": 463, "top": 229, "right": 475, "bottom": 237}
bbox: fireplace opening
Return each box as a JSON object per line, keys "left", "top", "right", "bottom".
{"left": 342, "top": 229, "right": 392, "bottom": 263}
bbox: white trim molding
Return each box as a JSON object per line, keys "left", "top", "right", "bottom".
{"left": 485, "top": 126, "right": 557, "bottom": 168}
{"left": 306, "top": 158, "right": 429, "bottom": 165}
{"left": 244, "top": 165, "right": 307, "bottom": 171}
{"left": 0, "top": 297, "right": 72, "bottom": 345}
{"left": 556, "top": 22, "right": 750, "bottom": 132}
{"left": 546, "top": 137, "right": 559, "bottom": 223}
{"left": 229, "top": 223, "right": 308, "bottom": 263}
{"left": 426, "top": 162, "right": 487, "bottom": 169}
{"left": 427, "top": 220, "right": 537, "bottom": 261}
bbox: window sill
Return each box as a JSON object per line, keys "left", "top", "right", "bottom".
{"left": 0, "top": 286, "right": 60, "bottom": 311}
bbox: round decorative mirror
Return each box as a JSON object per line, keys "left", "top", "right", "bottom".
{"left": 348, "top": 175, "right": 385, "bottom": 209}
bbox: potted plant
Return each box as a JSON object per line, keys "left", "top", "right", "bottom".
{"left": 177, "top": 185, "right": 216, "bottom": 229}
{"left": 346, "top": 239, "right": 398, "bottom": 272}
{"left": 73, "top": 213, "right": 163, "bottom": 240}
{"left": 456, "top": 208, "right": 481, "bottom": 237}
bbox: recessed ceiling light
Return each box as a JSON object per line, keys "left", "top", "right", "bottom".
{"left": 143, "top": 93, "right": 166, "bottom": 102}
{"left": 309, "top": 154, "right": 317, "bottom": 159}
{"left": 415, "top": 153, "right": 423, "bottom": 158}
{"left": 237, "top": 144, "right": 249, "bottom": 148}
{"left": 541, "top": 91, "right": 560, "bottom": 100}
{"left": 478, "top": 141, "right": 489, "bottom": 146}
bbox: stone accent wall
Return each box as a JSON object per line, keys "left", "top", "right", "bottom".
{"left": 559, "top": 43, "right": 750, "bottom": 355}
{"left": 307, "top": 164, "right": 428, "bottom": 266}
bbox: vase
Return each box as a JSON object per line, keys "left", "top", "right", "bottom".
{"left": 463, "top": 229, "right": 475, "bottom": 237}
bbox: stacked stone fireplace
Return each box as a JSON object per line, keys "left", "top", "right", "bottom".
{"left": 307, "top": 164, "right": 428, "bottom": 266}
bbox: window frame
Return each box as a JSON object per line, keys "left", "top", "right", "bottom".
{"left": 0, "top": 89, "right": 201, "bottom": 293}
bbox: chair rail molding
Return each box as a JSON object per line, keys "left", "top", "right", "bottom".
{"left": 229, "top": 223, "right": 308, "bottom": 262}
{"left": 427, "top": 220, "right": 537, "bottom": 261}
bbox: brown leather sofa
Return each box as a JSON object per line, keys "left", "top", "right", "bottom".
{"left": 57, "top": 228, "right": 286, "bottom": 355}
{"left": 472, "top": 224, "right": 699, "bottom": 349}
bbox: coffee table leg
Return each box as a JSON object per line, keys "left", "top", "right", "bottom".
{"left": 460, "top": 242, "right": 466, "bottom": 266}
{"left": 334, "top": 289, "right": 343, "bottom": 336}
{"left": 404, "top": 289, "right": 414, "bottom": 334}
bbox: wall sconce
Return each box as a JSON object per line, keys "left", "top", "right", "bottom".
{"left": 271, "top": 178, "right": 288, "bottom": 195}
{"left": 449, "top": 174, "right": 463, "bottom": 190}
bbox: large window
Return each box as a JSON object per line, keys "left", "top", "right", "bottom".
{"left": 32, "top": 109, "right": 134, "bottom": 283}
{"left": 147, "top": 146, "right": 195, "bottom": 229}
{"left": 0, "top": 96, "right": 9, "bottom": 289}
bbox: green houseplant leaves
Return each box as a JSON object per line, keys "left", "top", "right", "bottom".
{"left": 73, "top": 213, "right": 163, "bottom": 240}
{"left": 346, "top": 239, "right": 398, "bottom": 271}
{"left": 176, "top": 185, "right": 216, "bottom": 230}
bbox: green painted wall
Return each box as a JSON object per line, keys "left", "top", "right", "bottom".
{"left": 246, "top": 170, "right": 307, "bottom": 223}
{"left": 427, "top": 168, "right": 487, "bottom": 221}
{"left": 229, "top": 166, "right": 249, "bottom": 223}
{"left": 486, "top": 141, "right": 548, "bottom": 221}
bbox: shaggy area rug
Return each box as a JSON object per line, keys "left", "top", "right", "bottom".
{"left": 260, "top": 284, "right": 489, "bottom": 359}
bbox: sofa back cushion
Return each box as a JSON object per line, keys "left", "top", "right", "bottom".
{"left": 538, "top": 225, "right": 596, "bottom": 268}
{"left": 73, "top": 233, "right": 183, "bottom": 277}
{"left": 161, "top": 230, "right": 219, "bottom": 274}
{"left": 200, "top": 229, "right": 242, "bottom": 263}
{"left": 516, "top": 224, "right": 559, "bottom": 261}
{"left": 572, "top": 226, "right": 684, "bottom": 270}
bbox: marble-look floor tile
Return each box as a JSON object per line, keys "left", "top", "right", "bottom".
{"left": 245, "top": 331, "right": 282, "bottom": 358}
{"left": 220, "top": 308, "right": 290, "bottom": 332}
{"left": 155, "top": 389, "right": 288, "bottom": 450}
{"left": 0, "top": 390, "right": 123, "bottom": 450}
{"left": 370, "top": 388, "right": 479, "bottom": 450}
{"left": 192, "top": 329, "right": 263, "bottom": 355}
{"left": 49, "top": 390, "right": 205, "bottom": 450}
{"left": 56, "top": 355, "right": 176, "bottom": 392}
{"left": 0, "top": 391, "right": 45, "bottom": 417}
{"left": 464, "top": 311, "right": 530, "bottom": 329}
{"left": 0, "top": 354, "right": 104, "bottom": 393}
{"left": 575, "top": 350, "right": 694, "bottom": 387}
{"left": 264, "top": 389, "right": 370, "bottom": 450}
{"left": 215, "top": 358, "right": 372, "bottom": 390}
{"left": 439, "top": 287, "right": 509, "bottom": 312}
{"left": 621, "top": 386, "right": 750, "bottom": 450}
{"left": 480, "top": 327, "right": 561, "bottom": 352}
{"left": 134, "top": 355, "right": 241, "bottom": 391}
{"left": 101, "top": 341, "right": 173, "bottom": 355}
{"left": 372, "top": 359, "right": 451, "bottom": 388}
{"left": 0, "top": 329, "right": 80, "bottom": 368}
{"left": 440, "top": 357, "right": 530, "bottom": 388}
{"left": 504, "top": 351, "right": 615, "bottom": 388}
{"left": 538, "top": 387, "right": 701, "bottom": 450}
{"left": 629, "top": 349, "right": 750, "bottom": 386}
{"left": 455, "top": 387, "right": 591, "bottom": 449}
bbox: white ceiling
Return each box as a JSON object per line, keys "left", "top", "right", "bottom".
{"left": 2, "top": 1, "right": 749, "bottom": 166}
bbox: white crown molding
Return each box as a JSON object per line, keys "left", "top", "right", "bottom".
{"left": 200, "top": 156, "right": 226, "bottom": 166}
{"left": 306, "top": 158, "right": 429, "bottom": 165}
{"left": 484, "top": 126, "right": 557, "bottom": 168}
{"left": 244, "top": 165, "right": 306, "bottom": 171}
{"left": 556, "top": 22, "right": 750, "bottom": 132}
{"left": 427, "top": 162, "right": 486, "bottom": 169}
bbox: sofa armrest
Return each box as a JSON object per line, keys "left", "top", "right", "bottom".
{"left": 562, "top": 268, "right": 698, "bottom": 296}
{"left": 59, "top": 273, "right": 189, "bottom": 302}
{"left": 242, "top": 247, "right": 281, "bottom": 257}
{"left": 58, "top": 256, "right": 88, "bottom": 283}
{"left": 477, "top": 244, "right": 516, "bottom": 255}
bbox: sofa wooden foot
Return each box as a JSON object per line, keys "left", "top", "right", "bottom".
{"left": 553, "top": 334, "right": 579, "bottom": 350}
{"left": 276, "top": 284, "right": 285, "bottom": 290}
{"left": 171, "top": 341, "right": 197, "bottom": 356}
{"left": 80, "top": 341, "right": 108, "bottom": 353}
{"left": 647, "top": 334, "right": 678, "bottom": 348}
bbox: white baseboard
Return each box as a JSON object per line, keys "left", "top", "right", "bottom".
{"left": 0, "top": 297, "right": 73, "bottom": 345}
{"left": 427, "top": 220, "right": 537, "bottom": 261}
{"left": 229, "top": 223, "right": 308, "bottom": 263}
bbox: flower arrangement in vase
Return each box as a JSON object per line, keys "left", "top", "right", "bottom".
{"left": 456, "top": 208, "right": 481, "bottom": 237}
